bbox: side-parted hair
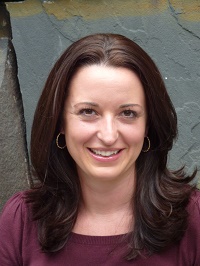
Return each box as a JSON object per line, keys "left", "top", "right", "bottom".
{"left": 28, "top": 33, "right": 196, "bottom": 259}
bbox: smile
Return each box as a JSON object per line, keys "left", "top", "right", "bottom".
{"left": 89, "top": 149, "right": 120, "bottom": 157}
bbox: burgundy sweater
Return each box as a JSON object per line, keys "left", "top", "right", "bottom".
{"left": 0, "top": 191, "right": 200, "bottom": 266}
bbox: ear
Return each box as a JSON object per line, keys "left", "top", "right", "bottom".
{"left": 59, "top": 117, "right": 65, "bottom": 134}
{"left": 60, "top": 126, "right": 65, "bottom": 134}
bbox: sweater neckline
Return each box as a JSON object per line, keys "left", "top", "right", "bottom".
{"left": 69, "top": 232, "right": 128, "bottom": 245}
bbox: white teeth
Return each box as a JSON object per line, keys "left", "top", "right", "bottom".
{"left": 91, "top": 149, "right": 119, "bottom": 157}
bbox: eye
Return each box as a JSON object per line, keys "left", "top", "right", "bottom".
{"left": 120, "top": 109, "right": 138, "bottom": 118}
{"left": 79, "top": 108, "right": 97, "bottom": 116}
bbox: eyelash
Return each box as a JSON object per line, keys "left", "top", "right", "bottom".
{"left": 120, "top": 109, "right": 138, "bottom": 118}
{"left": 77, "top": 108, "right": 138, "bottom": 119}
{"left": 78, "top": 108, "right": 97, "bottom": 116}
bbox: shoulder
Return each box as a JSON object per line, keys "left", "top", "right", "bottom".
{"left": 0, "top": 191, "right": 32, "bottom": 265}
{"left": 1, "top": 191, "right": 26, "bottom": 209}
{"left": 187, "top": 189, "right": 200, "bottom": 215}
{"left": 0, "top": 191, "right": 33, "bottom": 237}
{"left": 186, "top": 189, "right": 200, "bottom": 229}
{"left": 183, "top": 189, "right": 200, "bottom": 261}
{"left": 182, "top": 190, "right": 200, "bottom": 263}
{"left": 0, "top": 191, "right": 28, "bottom": 221}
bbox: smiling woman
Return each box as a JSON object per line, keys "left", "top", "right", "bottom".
{"left": 0, "top": 33, "right": 199, "bottom": 265}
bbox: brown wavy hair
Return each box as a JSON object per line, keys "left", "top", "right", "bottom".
{"left": 27, "top": 33, "right": 196, "bottom": 259}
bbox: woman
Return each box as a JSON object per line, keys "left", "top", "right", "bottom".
{"left": 0, "top": 33, "right": 199, "bottom": 265}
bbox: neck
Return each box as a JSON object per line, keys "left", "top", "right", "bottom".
{"left": 73, "top": 171, "right": 135, "bottom": 236}
{"left": 80, "top": 175, "right": 135, "bottom": 214}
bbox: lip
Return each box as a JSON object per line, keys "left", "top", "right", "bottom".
{"left": 87, "top": 148, "right": 123, "bottom": 162}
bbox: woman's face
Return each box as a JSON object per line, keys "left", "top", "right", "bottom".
{"left": 62, "top": 65, "right": 147, "bottom": 183}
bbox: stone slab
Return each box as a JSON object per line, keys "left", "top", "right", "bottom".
{"left": 0, "top": 38, "right": 30, "bottom": 210}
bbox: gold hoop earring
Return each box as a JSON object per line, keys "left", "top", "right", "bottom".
{"left": 56, "top": 133, "right": 66, "bottom": 149}
{"left": 142, "top": 136, "right": 150, "bottom": 152}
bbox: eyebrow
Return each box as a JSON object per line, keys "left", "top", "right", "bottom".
{"left": 74, "top": 102, "right": 99, "bottom": 108}
{"left": 73, "top": 102, "right": 143, "bottom": 109}
{"left": 119, "top": 103, "right": 143, "bottom": 109}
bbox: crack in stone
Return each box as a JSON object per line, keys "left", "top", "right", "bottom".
{"left": 103, "top": 0, "right": 147, "bottom": 36}
{"left": 41, "top": 2, "right": 77, "bottom": 43}
{"left": 168, "top": 0, "right": 200, "bottom": 40}
{"left": 191, "top": 121, "right": 200, "bottom": 131}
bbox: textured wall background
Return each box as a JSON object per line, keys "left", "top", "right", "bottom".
{"left": 0, "top": 0, "right": 200, "bottom": 208}
{"left": 0, "top": 3, "right": 30, "bottom": 210}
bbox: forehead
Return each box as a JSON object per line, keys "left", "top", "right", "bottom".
{"left": 67, "top": 65, "right": 145, "bottom": 103}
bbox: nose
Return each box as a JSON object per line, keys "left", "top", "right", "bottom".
{"left": 97, "top": 116, "right": 119, "bottom": 145}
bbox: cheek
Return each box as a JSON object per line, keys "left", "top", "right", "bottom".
{"left": 121, "top": 123, "right": 146, "bottom": 145}
{"left": 127, "top": 133, "right": 145, "bottom": 147}
{"left": 65, "top": 121, "right": 95, "bottom": 147}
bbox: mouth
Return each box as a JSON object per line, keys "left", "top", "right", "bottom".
{"left": 89, "top": 148, "right": 121, "bottom": 157}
